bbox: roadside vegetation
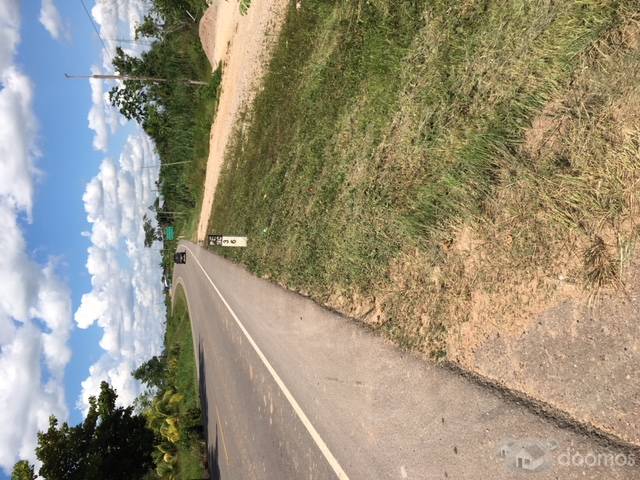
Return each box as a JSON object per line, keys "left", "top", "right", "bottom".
{"left": 10, "top": 287, "right": 205, "bottom": 480}
{"left": 108, "top": 0, "right": 215, "bottom": 477}
{"left": 208, "top": 0, "right": 640, "bottom": 359}
{"left": 12, "top": 382, "right": 155, "bottom": 480}
{"left": 108, "top": 0, "right": 214, "bottom": 476}
{"left": 107, "top": 0, "right": 221, "bottom": 275}
{"left": 134, "top": 285, "right": 206, "bottom": 480}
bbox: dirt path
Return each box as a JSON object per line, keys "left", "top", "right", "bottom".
{"left": 196, "top": 0, "right": 290, "bottom": 243}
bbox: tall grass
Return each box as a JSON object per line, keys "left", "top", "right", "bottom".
{"left": 208, "top": 0, "right": 640, "bottom": 356}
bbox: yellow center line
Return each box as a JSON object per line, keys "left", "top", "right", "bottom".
{"left": 215, "top": 403, "right": 231, "bottom": 466}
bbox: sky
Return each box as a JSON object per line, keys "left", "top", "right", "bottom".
{"left": 0, "top": 0, "right": 165, "bottom": 475}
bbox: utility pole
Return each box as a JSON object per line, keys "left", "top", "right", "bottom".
{"left": 64, "top": 73, "right": 208, "bottom": 86}
{"left": 142, "top": 161, "right": 192, "bottom": 169}
{"left": 106, "top": 38, "right": 156, "bottom": 46}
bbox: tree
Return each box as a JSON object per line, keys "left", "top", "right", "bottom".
{"left": 108, "top": 47, "right": 156, "bottom": 125}
{"left": 135, "top": 14, "right": 162, "bottom": 40}
{"left": 109, "top": 81, "right": 150, "bottom": 123}
{"left": 11, "top": 461, "right": 36, "bottom": 480}
{"left": 133, "top": 354, "right": 167, "bottom": 390}
{"left": 35, "top": 382, "right": 155, "bottom": 480}
{"left": 143, "top": 214, "right": 161, "bottom": 247}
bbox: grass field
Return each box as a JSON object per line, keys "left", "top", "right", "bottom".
{"left": 207, "top": 0, "right": 640, "bottom": 359}
{"left": 163, "top": 285, "right": 207, "bottom": 479}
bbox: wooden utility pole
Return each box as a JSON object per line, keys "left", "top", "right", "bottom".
{"left": 142, "top": 161, "right": 192, "bottom": 169}
{"left": 64, "top": 73, "right": 208, "bottom": 86}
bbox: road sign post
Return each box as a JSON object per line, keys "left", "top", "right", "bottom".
{"left": 208, "top": 235, "right": 248, "bottom": 247}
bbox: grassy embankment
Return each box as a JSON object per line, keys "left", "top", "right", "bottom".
{"left": 208, "top": 0, "right": 640, "bottom": 358}
{"left": 160, "top": 285, "right": 206, "bottom": 479}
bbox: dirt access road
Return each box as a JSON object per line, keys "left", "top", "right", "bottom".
{"left": 196, "top": 0, "right": 290, "bottom": 243}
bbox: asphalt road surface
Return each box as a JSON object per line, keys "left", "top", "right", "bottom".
{"left": 173, "top": 241, "right": 638, "bottom": 480}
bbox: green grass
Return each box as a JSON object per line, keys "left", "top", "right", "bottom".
{"left": 207, "top": 0, "right": 640, "bottom": 357}
{"left": 164, "top": 285, "right": 206, "bottom": 479}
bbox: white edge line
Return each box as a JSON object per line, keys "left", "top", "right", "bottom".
{"left": 183, "top": 244, "right": 351, "bottom": 480}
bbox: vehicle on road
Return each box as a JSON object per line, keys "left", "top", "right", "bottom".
{"left": 174, "top": 251, "right": 187, "bottom": 264}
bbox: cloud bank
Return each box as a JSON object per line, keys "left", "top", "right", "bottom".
{"left": 0, "top": 0, "right": 72, "bottom": 472}
{"left": 75, "top": 132, "right": 165, "bottom": 413}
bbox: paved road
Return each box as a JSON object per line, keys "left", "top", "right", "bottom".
{"left": 173, "top": 241, "right": 638, "bottom": 480}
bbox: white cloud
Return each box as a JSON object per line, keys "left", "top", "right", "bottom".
{"left": 0, "top": 2, "right": 72, "bottom": 473}
{"left": 0, "top": 0, "right": 20, "bottom": 74}
{"left": 0, "top": 153, "right": 72, "bottom": 476}
{"left": 75, "top": 291, "right": 107, "bottom": 329}
{"left": 91, "top": 0, "right": 148, "bottom": 68}
{"left": 88, "top": 66, "right": 121, "bottom": 152}
{"left": 0, "top": 67, "right": 39, "bottom": 217}
{"left": 86, "top": 0, "right": 150, "bottom": 151}
{"left": 39, "top": 0, "right": 70, "bottom": 42}
{"left": 0, "top": 324, "right": 68, "bottom": 468}
{"left": 0, "top": 124, "right": 72, "bottom": 475}
{"left": 76, "top": 132, "right": 164, "bottom": 414}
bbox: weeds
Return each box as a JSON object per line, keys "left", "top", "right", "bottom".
{"left": 208, "top": 0, "right": 640, "bottom": 358}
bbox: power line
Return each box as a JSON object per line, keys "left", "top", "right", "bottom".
{"left": 79, "top": 0, "right": 112, "bottom": 58}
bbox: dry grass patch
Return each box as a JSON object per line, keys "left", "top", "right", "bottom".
{"left": 373, "top": 13, "right": 640, "bottom": 359}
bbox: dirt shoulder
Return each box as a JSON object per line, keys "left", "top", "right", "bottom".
{"left": 196, "top": 0, "right": 290, "bottom": 243}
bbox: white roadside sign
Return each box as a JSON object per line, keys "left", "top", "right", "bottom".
{"left": 208, "top": 235, "right": 248, "bottom": 247}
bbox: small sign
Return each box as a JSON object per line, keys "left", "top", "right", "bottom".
{"left": 164, "top": 226, "right": 175, "bottom": 241}
{"left": 208, "top": 235, "right": 248, "bottom": 247}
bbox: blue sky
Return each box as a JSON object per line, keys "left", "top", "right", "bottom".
{"left": 0, "top": 0, "right": 165, "bottom": 475}
{"left": 20, "top": 0, "right": 106, "bottom": 426}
